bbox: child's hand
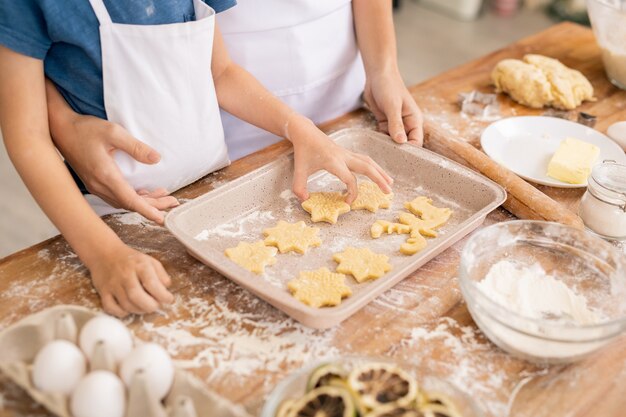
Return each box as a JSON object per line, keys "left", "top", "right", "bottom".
{"left": 364, "top": 69, "right": 424, "bottom": 146}
{"left": 88, "top": 246, "right": 174, "bottom": 317}
{"left": 288, "top": 116, "right": 393, "bottom": 204}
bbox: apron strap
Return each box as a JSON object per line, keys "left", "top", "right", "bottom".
{"left": 88, "top": 0, "right": 113, "bottom": 25}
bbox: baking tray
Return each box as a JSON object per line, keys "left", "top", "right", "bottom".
{"left": 0, "top": 305, "right": 251, "bottom": 417}
{"left": 165, "top": 128, "right": 506, "bottom": 329}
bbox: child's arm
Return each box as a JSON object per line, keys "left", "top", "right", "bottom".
{"left": 0, "top": 45, "right": 173, "bottom": 317}
{"left": 352, "top": 0, "right": 424, "bottom": 145}
{"left": 211, "top": 24, "right": 393, "bottom": 203}
{"left": 45, "top": 79, "right": 178, "bottom": 225}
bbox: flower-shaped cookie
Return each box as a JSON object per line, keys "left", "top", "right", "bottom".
{"left": 302, "top": 192, "right": 351, "bottom": 224}
{"left": 288, "top": 268, "right": 352, "bottom": 308}
{"left": 263, "top": 220, "right": 322, "bottom": 254}
{"left": 225, "top": 241, "right": 277, "bottom": 274}
{"left": 351, "top": 181, "right": 394, "bottom": 212}
{"left": 333, "top": 247, "right": 392, "bottom": 283}
{"left": 404, "top": 196, "right": 452, "bottom": 224}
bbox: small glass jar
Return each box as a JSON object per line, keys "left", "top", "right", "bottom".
{"left": 579, "top": 161, "right": 626, "bottom": 240}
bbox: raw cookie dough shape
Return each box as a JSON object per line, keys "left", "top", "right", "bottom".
{"left": 400, "top": 235, "right": 427, "bottom": 255}
{"left": 288, "top": 268, "right": 352, "bottom": 308}
{"left": 370, "top": 220, "right": 411, "bottom": 238}
{"left": 398, "top": 213, "right": 440, "bottom": 238}
{"left": 491, "top": 54, "right": 594, "bottom": 110}
{"left": 302, "top": 192, "right": 351, "bottom": 224}
{"left": 225, "top": 241, "right": 277, "bottom": 274}
{"left": 333, "top": 247, "right": 392, "bottom": 283}
{"left": 351, "top": 181, "right": 394, "bottom": 212}
{"left": 263, "top": 220, "right": 322, "bottom": 254}
{"left": 404, "top": 196, "right": 452, "bottom": 225}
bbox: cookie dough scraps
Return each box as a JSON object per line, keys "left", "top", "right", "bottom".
{"left": 351, "top": 181, "right": 394, "bottom": 212}
{"left": 288, "top": 268, "right": 352, "bottom": 308}
{"left": 370, "top": 220, "right": 411, "bottom": 238}
{"left": 302, "top": 192, "right": 351, "bottom": 224}
{"left": 333, "top": 247, "right": 392, "bottom": 283}
{"left": 225, "top": 241, "right": 277, "bottom": 274}
{"left": 263, "top": 220, "right": 321, "bottom": 254}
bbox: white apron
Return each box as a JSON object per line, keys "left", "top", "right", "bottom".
{"left": 217, "top": 0, "right": 366, "bottom": 161}
{"left": 86, "top": 0, "right": 229, "bottom": 215}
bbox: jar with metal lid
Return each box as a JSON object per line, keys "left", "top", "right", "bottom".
{"left": 579, "top": 161, "right": 626, "bottom": 240}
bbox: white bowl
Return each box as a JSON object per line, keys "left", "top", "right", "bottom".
{"left": 459, "top": 221, "right": 626, "bottom": 364}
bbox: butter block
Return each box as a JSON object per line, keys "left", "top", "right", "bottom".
{"left": 547, "top": 137, "right": 600, "bottom": 184}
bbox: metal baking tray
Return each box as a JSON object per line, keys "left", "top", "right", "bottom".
{"left": 166, "top": 128, "right": 506, "bottom": 329}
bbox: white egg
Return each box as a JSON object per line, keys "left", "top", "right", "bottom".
{"left": 607, "top": 121, "right": 626, "bottom": 151}
{"left": 120, "top": 343, "right": 174, "bottom": 400}
{"left": 32, "top": 340, "right": 86, "bottom": 395}
{"left": 79, "top": 315, "right": 133, "bottom": 365}
{"left": 70, "top": 371, "right": 126, "bottom": 417}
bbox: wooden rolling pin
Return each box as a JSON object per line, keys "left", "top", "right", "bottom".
{"left": 423, "top": 119, "right": 585, "bottom": 229}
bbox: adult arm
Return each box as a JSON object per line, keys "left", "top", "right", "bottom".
{"left": 352, "top": 0, "right": 424, "bottom": 145}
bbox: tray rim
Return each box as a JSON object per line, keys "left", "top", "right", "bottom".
{"left": 165, "top": 128, "right": 507, "bottom": 328}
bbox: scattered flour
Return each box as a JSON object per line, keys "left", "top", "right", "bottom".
{"left": 194, "top": 210, "right": 275, "bottom": 240}
{"left": 135, "top": 296, "right": 340, "bottom": 383}
{"left": 111, "top": 212, "right": 163, "bottom": 229}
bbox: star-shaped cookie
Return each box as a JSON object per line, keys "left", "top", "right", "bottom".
{"left": 351, "top": 181, "right": 394, "bottom": 212}
{"left": 263, "top": 220, "right": 321, "bottom": 254}
{"left": 225, "top": 241, "right": 277, "bottom": 274}
{"left": 288, "top": 268, "right": 352, "bottom": 308}
{"left": 333, "top": 247, "right": 392, "bottom": 283}
{"left": 302, "top": 192, "right": 351, "bottom": 224}
{"left": 370, "top": 220, "right": 411, "bottom": 238}
{"left": 404, "top": 196, "right": 452, "bottom": 224}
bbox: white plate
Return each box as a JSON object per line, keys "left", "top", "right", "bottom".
{"left": 481, "top": 116, "right": 626, "bottom": 188}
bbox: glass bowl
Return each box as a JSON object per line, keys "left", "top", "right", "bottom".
{"left": 261, "top": 356, "right": 484, "bottom": 417}
{"left": 459, "top": 220, "right": 626, "bottom": 364}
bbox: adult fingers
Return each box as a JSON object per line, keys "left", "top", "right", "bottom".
{"left": 140, "top": 264, "right": 174, "bottom": 304}
{"left": 100, "top": 293, "right": 128, "bottom": 318}
{"left": 292, "top": 162, "right": 310, "bottom": 201}
{"left": 348, "top": 158, "right": 392, "bottom": 194}
{"left": 138, "top": 188, "right": 169, "bottom": 198}
{"left": 109, "top": 125, "right": 161, "bottom": 164}
{"left": 143, "top": 195, "right": 180, "bottom": 210}
{"left": 122, "top": 278, "right": 160, "bottom": 313}
{"left": 105, "top": 172, "right": 165, "bottom": 224}
{"left": 354, "top": 154, "right": 393, "bottom": 186}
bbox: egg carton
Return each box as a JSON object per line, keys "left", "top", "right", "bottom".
{"left": 0, "top": 305, "right": 252, "bottom": 417}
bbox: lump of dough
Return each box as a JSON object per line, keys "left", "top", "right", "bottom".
{"left": 492, "top": 59, "right": 554, "bottom": 108}
{"left": 522, "top": 54, "right": 594, "bottom": 110}
{"left": 491, "top": 54, "right": 594, "bottom": 110}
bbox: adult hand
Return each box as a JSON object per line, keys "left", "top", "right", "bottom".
{"left": 363, "top": 69, "right": 424, "bottom": 146}
{"left": 50, "top": 114, "right": 179, "bottom": 224}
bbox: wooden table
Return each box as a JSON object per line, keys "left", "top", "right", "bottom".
{"left": 1, "top": 23, "right": 625, "bottom": 417}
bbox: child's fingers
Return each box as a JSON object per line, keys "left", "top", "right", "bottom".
{"left": 101, "top": 293, "right": 128, "bottom": 318}
{"left": 348, "top": 157, "right": 392, "bottom": 194}
{"left": 113, "top": 291, "right": 142, "bottom": 315}
{"left": 140, "top": 265, "right": 174, "bottom": 304}
{"left": 332, "top": 163, "right": 358, "bottom": 204}
{"left": 403, "top": 101, "right": 424, "bottom": 147}
{"left": 292, "top": 163, "right": 310, "bottom": 201}
{"left": 386, "top": 102, "right": 408, "bottom": 144}
{"left": 152, "top": 260, "right": 173, "bottom": 288}
{"left": 124, "top": 279, "right": 160, "bottom": 313}
{"left": 354, "top": 154, "right": 393, "bottom": 186}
